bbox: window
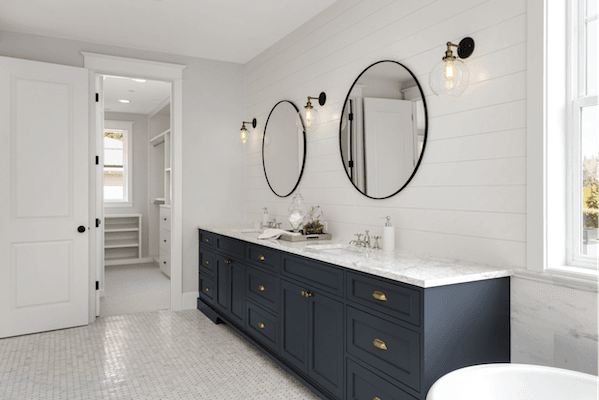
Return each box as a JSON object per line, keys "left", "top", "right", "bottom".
{"left": 103, "top": 120, "right": 133, "bottom": 206}
{"left": 569, "top": 0, "right": 598, "bottom": 267}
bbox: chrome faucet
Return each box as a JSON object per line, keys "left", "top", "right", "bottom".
{"left": 349, "top": 231, "right": 373, "bottom": 248}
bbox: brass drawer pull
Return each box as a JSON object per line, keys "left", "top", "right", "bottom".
{"left": 258, "top": 254, "right": 265, "bottom": 261}
{"left": 224, "top": 259, "right": 232, "bottom": 264}
{"left": 258, "top": 321, "right": 265, "bottom": 329}
{"left": 301, "top": 291, "right": 313, "bottom": 298}
{"left": 205, "top": 260, "right": 209, "bottom": 265}
{"left": 372, "top": 291, "right": 388, "bottom": 301}
{"left": 374, "top": 397, "right": 382, "bottom": 400}
{"left": 204, "top": 238, "right": 209, "bottom": 242}
{"left": 301, "top": 290, "right": 306, "bottom": 297}
{"left": 258, "top": 285, "right": 265, "bottom": 292}
{"left": 204, "top": 287, "right": 209, "bottom": 292}
{"left": 373, "top": 338, "right": 388, "bottom": 350}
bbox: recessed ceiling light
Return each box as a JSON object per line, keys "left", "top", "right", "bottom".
{"left": 118, "top": 99, "right": 131, "bottom": 103}
{"left": 132, "top": 79, "right": 146, "bottom": 82}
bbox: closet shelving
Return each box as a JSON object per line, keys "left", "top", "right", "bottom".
{"left": 104, "top": 214, "right": 142, "bottom": 266}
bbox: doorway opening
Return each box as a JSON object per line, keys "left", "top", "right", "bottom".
{"left": 98, "top": 74, "right": 172, "bottom": 317}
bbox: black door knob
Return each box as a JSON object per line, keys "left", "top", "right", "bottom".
{"left": 77, "top": 226, "right": 86, "bottom": 233}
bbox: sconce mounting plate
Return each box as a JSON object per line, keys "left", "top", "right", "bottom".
{"left": 251, "top": 118, "right": 257, "bottom": 128}
{"left": 318, "top": 92, "right": 326, "bottom": 106}
{"left": 457, "top": 37, "right": 475, "bottom": 59}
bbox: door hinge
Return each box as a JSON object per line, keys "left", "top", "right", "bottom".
{"left": 348, "top": 160, "right": 354, "bottom": 168}
{"left": 96, "top": 218, "right": 101, "bottom": 228}
{"left": 349, "top": 113, "right": 354, "bottom": 121}
{"left": 95, "top": 155, "right": 99, "bottom": 165}
{"left": 95, "top": 93, "right": 99, "bottom": 102}
{"left": 96, "top": 281, "right": 99, "bottom": 290}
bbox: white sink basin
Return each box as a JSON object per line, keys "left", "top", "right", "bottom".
{"left": 305, "top": 244, "right": 365, "bottom": 257}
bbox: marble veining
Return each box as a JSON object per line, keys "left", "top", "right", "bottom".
{"left": 198, "top": 224, "right": 513, "bottom": 288}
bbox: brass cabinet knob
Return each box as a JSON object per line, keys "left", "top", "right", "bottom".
{"left": 224, "top": 259, "right": 232, "bottom": 264}
{"left": 301, "top": 290, "right": 306, "bottom": 297}
{"left": 373, "top": 338, "right": 388, "bottom": 350}
{"left": 205, "top": 260, "right": 209, "bottom": 265}
{"left": 374, "top": 397, "right": 382, "bottom": 400}
{"left": 372, "top": 291, "right": 388, "bottom": 301}
{"left": 204, "top": 238, "right": 209, "bottom": 242}
{"left": 258, "top": 254, "right": 265, "bottom": 261}
{"left": 258, "top": 285, "right": 265, "bottom": 292}
{"left": 305, "top": 292, "right": 312, "bottom": 298}
{"left": 258, "top": 322, "right": 265, "bottom": 329}
{"left": 204, "top": 287, "right": 209, "bottom": 292}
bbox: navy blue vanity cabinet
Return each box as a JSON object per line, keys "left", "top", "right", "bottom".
{"left": 280, "top": 279, "right": 309, "bottom": 373}
{"left": 213, "top": 252, "right": 246, "bottom": 327}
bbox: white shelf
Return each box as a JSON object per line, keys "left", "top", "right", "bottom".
{"left": 150, "top": 128, "right": 171, "bottom": 145}
{"left": 104, "top": 239, "right": 140, "bottom": 249}
{"left": 104, "top": 214, "right": 142, "bottom": 265}
{"left": 165, "top": 168, "right": 171, "bottom": 172}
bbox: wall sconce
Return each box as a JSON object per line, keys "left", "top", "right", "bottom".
{"left": 240, "top": 118, "right": 257, "bottom": 144}
{"left": 429, "top": 37, "right": 475, "bottom": 97}
{"left": 300, "top": 92, "right": 326, "bottom": 128}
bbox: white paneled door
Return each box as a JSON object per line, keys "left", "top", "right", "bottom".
{"left": 0, "top": 56, "right": 89, "bottom": 338}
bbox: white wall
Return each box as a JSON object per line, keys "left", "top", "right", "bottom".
{"left": 0, "top": 30, "right": 246, "bottom": 294}
{"left": 244, "top": 0, "right": 527, "bottom": 268}
{"left": 104, "top": 112, "right": 150, "bottom": 257}
{"left": 243, "top": 0, "right": 597, "bottom": 374}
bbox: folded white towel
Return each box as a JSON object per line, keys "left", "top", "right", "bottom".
{"left": 258, "top": 229, "right": 302, "bottom": 240}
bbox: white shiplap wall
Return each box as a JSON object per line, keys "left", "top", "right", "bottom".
{"left": 244, "top": 0, "right": 527, "bottom": 269}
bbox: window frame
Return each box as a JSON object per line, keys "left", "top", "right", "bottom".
{"left": 103, "top": 120, "right": 134, "bottom": 207}
{"left": 526, "top": 0, "right": 597, "bottom": 282}
{"left": 567, "top": 0, "right": 598, "bottom": 268}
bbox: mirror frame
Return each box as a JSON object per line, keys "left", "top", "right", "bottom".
{"left": 262, "top": 100, "right": 307, "bottom": 198}
{"left": 338, "top": 60, "right": 429, "bottom": 200}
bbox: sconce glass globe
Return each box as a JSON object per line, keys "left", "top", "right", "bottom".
{"left": 429, "top": 57, "right": 470, "bottom": 97}
{"left": 297, "top": 105, "right": 318, "bottom": 131}
{"left": 240, "top": 126, "right": 248, "bottom": 144}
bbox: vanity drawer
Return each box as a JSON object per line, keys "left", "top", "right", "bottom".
{"left": 199, "top": 230, "right": 215, "bottom": 249}
{"left": 347, "top": 272, "right": 421, "bottom": 327}
{"left": 159, "top": 206, "right": 171, "bottom": 231}
{"left": 246, "top": 244, "right": 280, "bottom": 272}
{"left": 159, "top": 228, "right": 170, "bottom": 253}
{"left": 199, "top": 248, "right": 216, "bottom": 276}
{"left": 199, "top": 273, "right": 215, "bottom": 304}
{"left": 216, "top": 235, "right": 245, "bottom": 258}
{"left": 347, "top": 359, "right": 418, "bottom": 400}
{"left": 247, "top": 267, "right": 279, "bottom": 313}
{"left": 281, "top": 255, "right": 344, "bottom": 297}
{"left": 346, "top": 306, "right": 420, "bottom": 392}
{"left": 246, "top": 301, "right": 278, "bottom": 352}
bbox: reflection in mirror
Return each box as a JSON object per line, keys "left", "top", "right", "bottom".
{"left": 339, "top": 60, "right": 427, "bottom": 199}
{"left": 263, "top": 100, "right": 306, "bottom": 197}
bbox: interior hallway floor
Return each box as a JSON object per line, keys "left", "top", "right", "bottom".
{"left": 0, "top": 310, "right": 320, "bottom": 399}
{"left": 101, "top": 263, "right": 170, "bottom": 317}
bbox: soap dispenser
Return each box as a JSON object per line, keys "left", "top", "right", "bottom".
{"left": 381, "top": 216, "right": 395, "bottom": 252}
{"left": 262, "top": 207, "right": 269, "bottom": 228}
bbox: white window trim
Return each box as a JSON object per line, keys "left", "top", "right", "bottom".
{"left": 103, "top": 120, "right": 134, "bottom": 208}
{"left": 526, "top": 0, "right": 598, "bottom": 283}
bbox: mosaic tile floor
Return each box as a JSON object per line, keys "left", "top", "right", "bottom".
{"left": 0, "top": 310, "right": 321, "bottom": 400}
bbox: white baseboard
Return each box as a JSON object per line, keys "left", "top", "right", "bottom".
{"left": 105, "top": 257, "right": 155, "bottom": 266}
{"left": 182, "top": 291, "right": 199, "bottom": 310}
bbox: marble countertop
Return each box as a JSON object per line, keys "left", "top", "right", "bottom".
{"left": 198, "top": 224, "right": 513, "bottom": 288}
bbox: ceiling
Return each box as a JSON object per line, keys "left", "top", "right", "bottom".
{"left": 103, "top": 75, "right": 171, "bottom": 114}
{"left": 0, "top": 0, "right": 338, "bottom": 64}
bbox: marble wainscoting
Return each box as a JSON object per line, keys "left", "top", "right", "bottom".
{"left": 511, "top": 273, "right": 598, "bottom": 375}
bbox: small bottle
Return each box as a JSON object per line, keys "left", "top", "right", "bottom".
{"left": 381, "top": 216, "right": 395, "bottom": 252}
{"left": 262, "top": 207, "right": 269, "bottom": 228}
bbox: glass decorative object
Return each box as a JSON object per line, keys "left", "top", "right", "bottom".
{"left": 303, "top": 206, "right": 324, "bottom": 234}
{"left": 288, "top": 191, "right": 307, "bottom": 232}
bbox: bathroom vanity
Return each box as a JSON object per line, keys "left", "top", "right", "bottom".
{"left": 197, "top": 226, "right": 511, "bottom": 400}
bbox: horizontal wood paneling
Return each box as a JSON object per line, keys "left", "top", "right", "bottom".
{"left": 244, "top": 0, "right": 528, "bottom": 269}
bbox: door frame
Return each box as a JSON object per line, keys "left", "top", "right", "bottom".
{"left": 82, "top": 52, "right": 186, "bottom": 318}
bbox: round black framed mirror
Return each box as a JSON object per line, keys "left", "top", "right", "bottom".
{"left": 339, "top": 60, "right": 428, "bottom": 199}
{"left": 262, "top": 100, "right": 306, "bottom": 197}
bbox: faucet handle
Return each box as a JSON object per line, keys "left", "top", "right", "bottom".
{"left": 355, "top": 233, "right": 363, "bottom": 241}
{"left": 372, "top": 235, "right": 381, "bottom": 250}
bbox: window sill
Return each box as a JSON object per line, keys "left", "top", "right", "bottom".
{"left": 104, "top": 201, "right": 133, "bottom": 208}
{"left": 514, "top": 265, "right": 598, "bottom": 292}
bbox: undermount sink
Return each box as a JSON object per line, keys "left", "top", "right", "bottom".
{"left": 305, "top": 244, "right": 366, "bottom": 257}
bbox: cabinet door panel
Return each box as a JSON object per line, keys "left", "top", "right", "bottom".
{"left": 229, "top": 263, "right": 245, "bottom": 326}
{"left": 309, "top": 293, "right": 344, "bottom": 399}
{"left": 280, "top": 279, "right": 309, "bottom": 374}
{"left": 215, "top": 255, "right": 228, "bottom": 312}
